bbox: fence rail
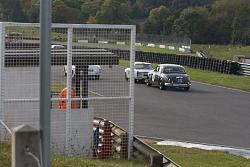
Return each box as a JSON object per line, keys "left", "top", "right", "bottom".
{"left": 238, "top": 63, "right": 250, "bottom": 76}
{"left": 133, "top": 136, "right": 181, "bottom": 167}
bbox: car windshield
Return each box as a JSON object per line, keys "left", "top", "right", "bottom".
{"left": 134, "top": 64, "right": 153, "bottom": 70}
{"left": 163, "top": 66, "right": 186, "bottom": 74}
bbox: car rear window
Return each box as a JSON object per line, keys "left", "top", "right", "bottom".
{"left": 134, "top": 64, "right": 153, "bottom": 70}
{"left": 163, "top": 66, "right": 186, "bottom": 74}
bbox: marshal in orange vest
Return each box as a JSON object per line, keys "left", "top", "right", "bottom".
{"left": 58, "top": 88, "right": 76, "bottom": 109}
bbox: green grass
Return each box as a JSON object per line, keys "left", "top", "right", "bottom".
{"left": 137, "top": 46, "right": 195, "bottom": 55}
{"left": 0, "top": 141, "right": 148, "bottom": 167}
{"left": 119, "top": 60, "right": 250, "bottom": 92}
{"left": 2, "top": 140, "right": 250, "bottom": 167}
{"left": 186, "top": 68, "right": 250, "bottom": 92}
{"left": 146, "top": 141, "right": 250, "bottom": 167}
{"left": 0, "top": 141, "right": 11, "bottom": 167}
{"left": 192, "top": 44, "right": 250, "bottom": 61}
{"left": 51, "top": 155, "right": 148, "bottom": 167}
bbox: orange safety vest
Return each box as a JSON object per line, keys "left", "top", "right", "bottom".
{"left": 58, "top": 88, "right": 76, "bottom": 109}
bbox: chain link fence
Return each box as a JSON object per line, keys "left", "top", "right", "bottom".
{"left": 0, "top": 22, "right": 135, "bottom": 165}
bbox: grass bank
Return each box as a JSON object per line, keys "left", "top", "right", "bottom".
{"left": 186, "top": 68, "right": 250, "bottom": 92}
{"left": 146, "top": 140, "right": 250, "bottom": 167}
{"left": 0, "top": 141, "right": 11, "bottom": 167}
{"left": 192, "top": 44, "right": 250, "bottom": 61}
{"left": 119, "top": 60, "right": 250, "bottom": 92}
{"left": 51, "top": 156, "right": 147, "bottom": 167}
{"left": 0, "top": 141, "right": 148, "bottom": 167}
{"left": 137, "top": 46, "right": 195, "bottom": 56}
{"left": 2, "top": 140, "right": 250, "bottom": 167}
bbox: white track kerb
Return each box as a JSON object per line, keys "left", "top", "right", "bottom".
{"left": 0, "top": 22, "right": 136, "bottom": 160}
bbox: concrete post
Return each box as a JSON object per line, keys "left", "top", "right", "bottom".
{"left": 12, "top": 125, "right": 41, "bottom": 167}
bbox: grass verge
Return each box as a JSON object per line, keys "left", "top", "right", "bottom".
{"left": 2, "top": 140, "right": 250, "bottom": 167}
{"left": 145, "top": 140, "right": 250, "bottom": 167}
{"left": 0, "top": 141, "right": 148, "bottom": 167}
{"left": 186, "top": 68, "right": 250, "bottom": 92}
{"left": 136, "top": 46, "right": 195, "bottom": 56}
{"left": 51, "top": 155, "right": 148, "bottom": 167}
{"left": 119, "top": 60, "right": 250, "bottom": 92}
{"left": 192, "top": 44, "right": 250, "bottom": 61}
{"left": 0, "top": 141, "right": 11, "bottom": 167}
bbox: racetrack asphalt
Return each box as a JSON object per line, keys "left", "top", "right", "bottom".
{"left": 3, "top": 65, "right": 250, "bottom": 149}
{"left": 134, "top": 80, "right": 250, "bottom": 148}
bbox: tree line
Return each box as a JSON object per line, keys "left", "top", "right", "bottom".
{"left": 0, "top": 0, "right": 250, "bottom": 44}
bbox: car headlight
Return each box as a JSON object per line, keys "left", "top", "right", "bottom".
{"left": 164, "top": 77, "right": 170, "bottom": 82}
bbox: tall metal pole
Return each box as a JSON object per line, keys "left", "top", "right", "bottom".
{"left": 40, "top": 0, "right": 52, "bottom": 166}
{"left": 66, "top": 28, "right": 73, "bottom": 154}
{"left": 128, "top": 25, "right": 136, "bottom": 159}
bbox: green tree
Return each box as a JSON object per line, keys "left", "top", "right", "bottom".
{"left": 207, "top": 0, "right": 250, "bottom": 44}
{"left": 81, "top": 0, "right": 103, "bottom": 21}
{"left": 63, "top": 0, "right": 84, "bottom": 9}
{"left": 143, "top": 6, "right": 172, "bottom": 35}
{"left": 173, "top": 7, "right": 209, "bottom": 43}
{"left": 131, "top": 0, "right": 146, "bottom": 19}
{"left": 170, "top": 0, "right": 215, "bottom": 11}
{"left": 0, "top": 2, "right": 3, "bottom": 20}
{"left": 208, "top": 0, "right": 236, "bottom": 44}
{"left": 96, "top": 0, "right": 131, "bottom": 24}
{"left": 87, "top": 16, "right": 96, "bottom": 24}
{"left": 20, "top": 0, "right": 39, "bottom": 22}
{"left": 0, "top": 0, "right": 24, "bottom": 21}
{"left": 53, "top": 0, "right": 82, "bottom": 23}
{"left": 230, "top": 1, "right": 250, "bottom": 44}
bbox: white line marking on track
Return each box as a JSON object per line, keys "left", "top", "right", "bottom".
{"left": 136, "top": 135, "right": 250, "bottom": 159}
{"left": 157, "top": 140, "right": 250, "bottom": 159}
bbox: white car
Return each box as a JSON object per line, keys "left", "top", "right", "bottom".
{"left": 51, "top": 44, "right": 65, "bottom": 49}
{"left": 125, "top": 62, "right": 153, "bottom": 83}
{"left": 63, "top": 65, "right": 101, "bottom": 80}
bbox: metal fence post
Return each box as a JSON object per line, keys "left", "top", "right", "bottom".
{"left": 128, "top": 25, "right": 136, "bottom": 159}
{"left": 40, "top": 0, "right": 52, "bottom": 166}
{"left": 66, "top": 27, "right": 73, "bottom": 154}
{"left": 0, "top": 23, "right": 5, "bottom": 133}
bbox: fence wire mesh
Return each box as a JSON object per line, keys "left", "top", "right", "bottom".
{"left": 0, "top": 23, "right": 135, "bottom": 166}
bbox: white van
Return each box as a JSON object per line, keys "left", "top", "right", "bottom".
{"left": 63, "top": 65, "right": 101, "bottom": 80}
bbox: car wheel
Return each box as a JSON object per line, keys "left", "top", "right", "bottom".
{"left": 146, "top": 80, "right": 151, "bottom": 87}
{"left": 146, "top": 77, "right": 152, "bottom": 86}
{"left": 125, "top": 73, "right": 128, "bottom": 81}
{"left": 184, "top": 87, "right": 190, "bottom": 91}
{"left": 96, "top": 76, "right": 100, "bottom": 80}
{"left": 159, "top": 80, "right": 165, "bottom": 90}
